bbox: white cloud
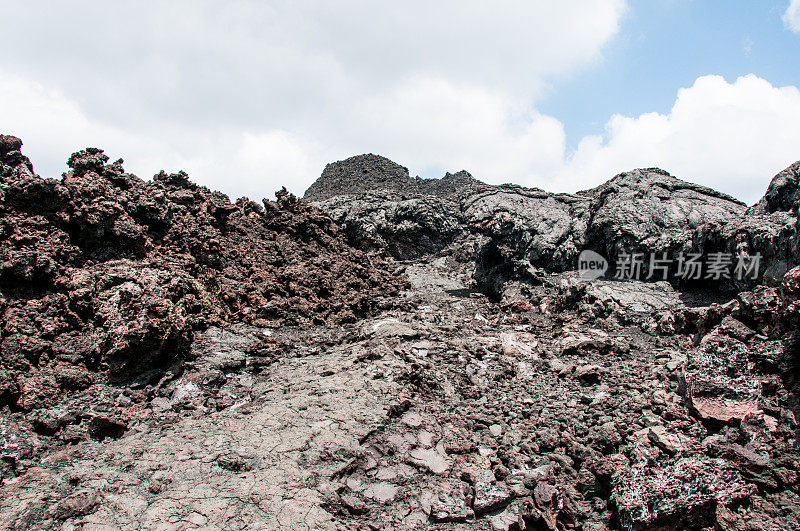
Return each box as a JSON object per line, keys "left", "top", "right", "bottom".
{"left": 0, "top": 70, "right": 328, "bottom": 200}
{"left": 0, "top": 1, "right": 626, "bottom": 198}
{"left": 0, "top": 1, "right": 628, "bottom": 113}
{"left": 784, "top": 0, "right": 800, "bottom": 33}
{"left": 2, "top": 4, "right": 799, "bottom": 207}
{"left": 556, "top": 75, "right": 800, "bottom": 204}
{"left": 233, "top": 132, "right": 328, "bottom": 199}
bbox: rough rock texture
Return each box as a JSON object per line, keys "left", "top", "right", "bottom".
{"left": 7, "top": 259, "right": 797, "bottom": 530}
{"left": 305, "top": 154, "right": 415, "bottom": 201}
{"left": 307, "top": 155, "right": 488, "bottom": 261}
{"left": 751, "top": 160, "right": 800, "bottom": 215}
{"left": 1, "top": 324, "right": 401, "bottom": 530}
{"left": 305, "top": 156, "right": 749, "bottom": 296}
{"left": 306, "top": 154, "right": 488, "bottom": 203}
{"left": 693, "top": 161, "right": 800, "bottom": 288}
{"left": 584, "top": 168, "right": 746, "bottom": 268}
{"left": 2, "top": 142, "right": 800, "bottom": 530}
{"left": 0, "top": 136, "right": 405, "bottom": 477}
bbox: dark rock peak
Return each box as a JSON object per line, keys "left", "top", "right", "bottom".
{"left": 750, "top": 160, "right": 800, "bottom": 215}
{"left": 0, "top": 134, "right": 34, "bottom": 178}
{"left": 0, "top": 134, "right": 23, "bottom": 156}
{"left": 304, "top": 153, "right": 412, "bottom": 201}
{"left": 305, "top": 154, "right": 493, "bottom": 202}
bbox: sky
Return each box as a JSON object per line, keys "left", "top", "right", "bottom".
{"left": 1, "top": 1, "right": 799, "bottom": 205}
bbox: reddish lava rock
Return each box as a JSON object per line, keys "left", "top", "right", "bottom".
{"left": 0, "top": 135, "right": 406, "bottom": 416}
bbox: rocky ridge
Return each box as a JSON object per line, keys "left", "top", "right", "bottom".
{"left": 306, "top": 155, "right": 770, "bottom": 296}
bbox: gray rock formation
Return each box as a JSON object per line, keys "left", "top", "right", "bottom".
{"left": 750, "top": 160, "right": 800, "bottom": 215}
{"left": 304, "top": 155, "right": 754, "bottom": 295}
{"left": 584, "top": 168, "right": 745, "bottom": 263}
{"left": 691, "top": 161, "right": 800, "bottom": 288}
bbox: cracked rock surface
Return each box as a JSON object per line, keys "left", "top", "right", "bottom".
{"left": 1, "top": 325, "right": 400, "bottom": 529}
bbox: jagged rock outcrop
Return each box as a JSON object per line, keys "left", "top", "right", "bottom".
{"left": 307, "top": 155, "right": 488, "bottom": 260}
{"left": 0, "top": 135, "right": 406, "bottom": 455}
{"left": 751, "top": 161, "right": 800, "bottom": 215}
{"left": 473, "top": 168, "right": 747, "bottom": 295}
{"left": 584, "top": 168, "right": 746, "bottom": 265}
{"left": 692, "top": 161, "right": 800, "bottom": 287}
{"left": 465, "top": 187, "right": 591, "bottom": 296}
{"left": 313, "top": 190, "right": 465, "bottom": 259}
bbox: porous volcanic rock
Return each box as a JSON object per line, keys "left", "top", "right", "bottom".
{"left": 0, "top": 135, "right": 405, "bottom": 451}
{"left": 305, "top": 154, "right": 415, "bottom": 201}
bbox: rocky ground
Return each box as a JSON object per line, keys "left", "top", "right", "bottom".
{"left": 1, "top": 142, "right": 799, "bottom": 529}
{"left": 0, "top": 136, "right": 405, "bottom": 492}
{"left": 2, "top": 257, "right": 798, "bottom": 530}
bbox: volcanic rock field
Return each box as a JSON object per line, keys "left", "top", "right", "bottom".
{"left": 1, "top": 135, "right": 799, "bottom": 530}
